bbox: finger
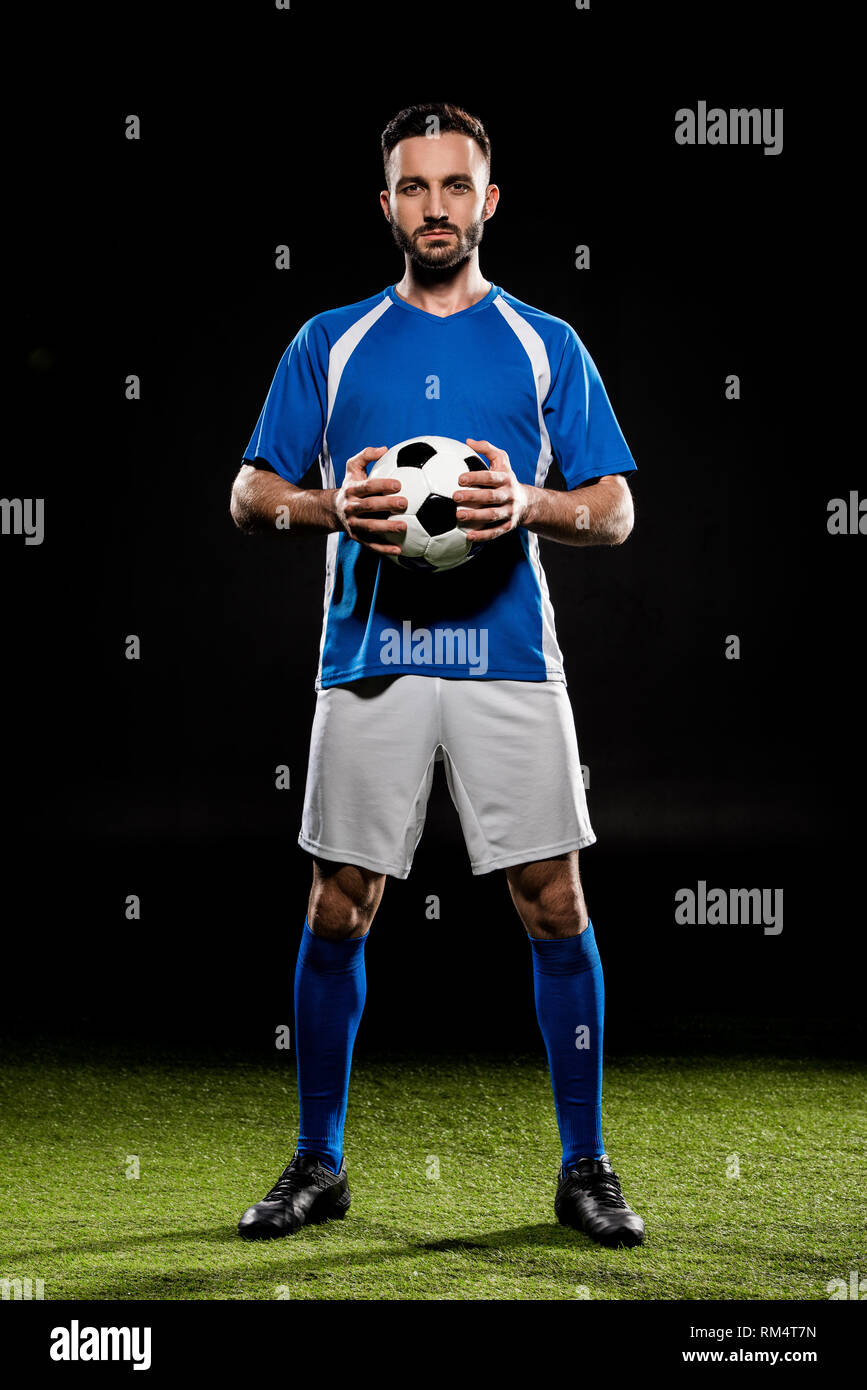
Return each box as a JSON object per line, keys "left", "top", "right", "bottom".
{"left": 460, "top": 521, "right": 512, "bottom": 543}
{"left": 345, "top": 445, "right": 389, "bottom": 475}
{"left": 454, "top": 484, "right": 511, "bottom": 504}
{"left": 346, "top": 492, "right": 407, "bottom": 513}
{"left": 349, "top": 476, "right": 403, "bottom": 497}
{"left": 362, "top": 542, "right": 404, "bottom": 555}
{"left": 349, "top": 516, "right": 408, "bottom": 535}
{"left": 352, "top": 520, "right": 406, "bottom": 554}
{"left": 454, "top": 471, "right": 509, "bottom": 491}
{"left": 458, "top": 507, "right": 510, "bottom": 527}
{"left": 465, "top": 438, "right": 512, "bottom": 471}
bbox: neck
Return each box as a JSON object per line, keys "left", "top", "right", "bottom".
{"left": 394, "top": 257, "right": 491, "bottom": 317}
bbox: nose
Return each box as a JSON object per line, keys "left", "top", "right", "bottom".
{"left": 423, "top": 188, "right": 446, "bottom": 221}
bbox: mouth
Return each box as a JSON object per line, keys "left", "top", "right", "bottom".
{"left": 420, "top": 231, "right": 454, "bottom": 238}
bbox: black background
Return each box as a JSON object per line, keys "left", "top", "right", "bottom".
{"left": 5, "top": 2, "right": 861, "bottom": 1058}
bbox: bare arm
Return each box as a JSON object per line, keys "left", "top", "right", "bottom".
{"left": 229, "top": 447, "right": 410, "bottom": 555}
{"left": 522, "top": 473, "right": 634, "bottom": 547}
{"left": 459, "top": 438, "right": 635, "bottom": 548}
{"left": 229, "top": 463, "right": 339, "bottom": 535}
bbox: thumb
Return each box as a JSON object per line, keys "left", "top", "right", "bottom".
{"left": 466, "top": 438, "right": 511, "bottom": 472}
{"left": 347, "top": 445, "right": 388, "bottom": 478}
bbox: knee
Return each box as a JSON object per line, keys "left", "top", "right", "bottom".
{"left": 520, "top": 899, "right": 588, "bottom": 939}
{"left": 509, "top": 866, "right": 588, "bottom": 940}
{"left": 308, "top": 860, "right": 384, "bottom": 939}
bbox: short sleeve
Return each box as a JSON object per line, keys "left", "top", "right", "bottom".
{"left": 543, "top": 326, "right": 636, "bottom": 487}
{"left": 242, "top": 317, "right": 328, "bottom": 484}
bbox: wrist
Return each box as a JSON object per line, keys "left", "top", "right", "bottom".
{"left": 322, "top": 488, "right": 343, "bottom": 533}
{"left": 519, "top": 484, "right": 543, "bottom": 530}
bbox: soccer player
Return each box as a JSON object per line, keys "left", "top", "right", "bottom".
{"left": 230, "top": 103, "right": 645, "bottom": 1249}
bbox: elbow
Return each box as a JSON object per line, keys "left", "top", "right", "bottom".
{"left": 229, "top": 480, "right": 253, "bottom": 533}
{"left": 606, "top": 496, "right": 634, "bottom": 546}
{"left": 589, "top": 475, "right": 634, "bottom": 546}
{"left": 614, "top": 482, "right": 636, "bottom": 544}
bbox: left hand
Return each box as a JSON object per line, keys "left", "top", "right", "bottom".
{"left": 454, "top": 439, "right": 531, "bottom": 542}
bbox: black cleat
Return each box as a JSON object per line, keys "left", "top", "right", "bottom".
{"left": 555, "top": 1154, "right": 646, "bottom": 1248}
{"left": 238, "top": 1151, "right": 351, "bottom": 1240}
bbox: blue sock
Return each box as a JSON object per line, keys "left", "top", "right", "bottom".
{"left": 294, "top": 918, "right": 367, "bottom": 1173}
{"left": 528, "top": 921, "right": 605, "bottom": 1168}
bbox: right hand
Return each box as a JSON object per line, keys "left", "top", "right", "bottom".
{"left": 334, "top": 446, "right": 407, "bottom": 555}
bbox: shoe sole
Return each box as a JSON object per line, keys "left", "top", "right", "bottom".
{"left": 238, "top": 1188, "right": 351, "bottom": 1240}
{"left": 556, "top": 1207, "right": 645, "bottom": 1248}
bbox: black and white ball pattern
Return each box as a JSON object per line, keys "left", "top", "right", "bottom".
{"left": 368, "top": 435, "right": 489, "bottom": 572}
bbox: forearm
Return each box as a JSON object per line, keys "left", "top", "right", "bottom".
{"left": 230, "top": 466, "right": 339, "bottom": 536}
{"left": 522, "top": 476, "right": 634, "bottom": 547}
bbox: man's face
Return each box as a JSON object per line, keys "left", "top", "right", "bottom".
{"left": 380, "top": 132, "right": 496, "bottom": 271}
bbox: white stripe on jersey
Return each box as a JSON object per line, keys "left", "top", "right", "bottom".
{"left": 492, "top": 294, "right": 565, "bottom": 678}
{"left": 317, "top": 296, "right": 393, "bottom": 686}
{"left": 492, "top": 294, "right": 553, "bottom": 486}
{"left": 324, "top": 295, "right": 393, "bottom": 435}
{"left": 316, "top": 529, "right": 340, "bottom": 689}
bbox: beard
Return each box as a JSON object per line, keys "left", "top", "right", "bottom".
{"left": 389, "top": 214, "right": 485, "bottom": 273}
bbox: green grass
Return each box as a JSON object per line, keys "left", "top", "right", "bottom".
{"left": 1, "top": 1042, "right": 864, "bottom": 1300}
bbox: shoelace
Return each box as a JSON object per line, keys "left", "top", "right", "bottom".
{"left": 264, "top": 1164, "right": 325, "bottom": 1203}
{"left": 570, "top": 1168, "right": 628, "bottom": 1209}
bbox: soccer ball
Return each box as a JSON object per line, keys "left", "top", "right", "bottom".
{"left": 368, "top": 435, "right": 489, "bottom": 572}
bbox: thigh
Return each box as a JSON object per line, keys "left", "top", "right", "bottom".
{"left": 439, "top": 678, "right": 596, "bottom": 874}
{"left": 299, "top": 674, "right": 441, "bottom": 880}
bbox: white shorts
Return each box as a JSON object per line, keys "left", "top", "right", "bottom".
{"left": 298, "top": 674, "right": 596, "bottom": 878}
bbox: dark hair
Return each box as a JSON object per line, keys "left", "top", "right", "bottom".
{"left": 381, "top": 103, "right": 491, "bottom": 187}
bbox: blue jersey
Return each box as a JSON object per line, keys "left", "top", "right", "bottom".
{"left": 243, "top": 283, "right": 636, "bottom": 688}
